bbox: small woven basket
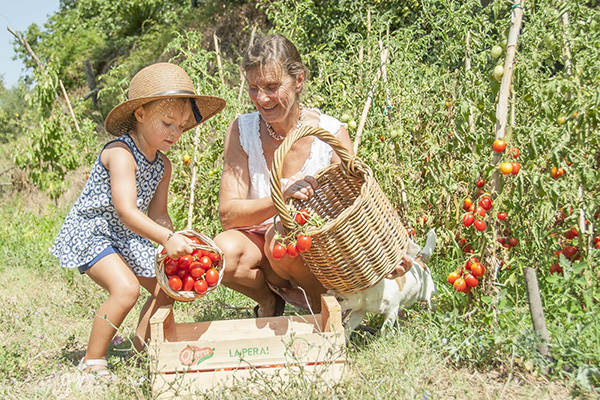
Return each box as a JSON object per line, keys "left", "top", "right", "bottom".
{"left": 270, "top": 126, "right": 408, "bottom": 294}
{"left": 155, "top": 230, "right": 225, "bottom": 302}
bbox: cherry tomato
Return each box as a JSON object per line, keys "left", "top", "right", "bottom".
{"left": 558, "top": 167, "right": 565, "bottom": 177}
{"left": 565, "top": 229, "right": 577, "bottom": 240}
{"left": 500, "top": 162, "right": 513, "bottom": 175}
{"left": 453, "top": 278, "right": 467, "bottom": 292}
{"left": 272, "top": 243, "right": 287, "bottom": 260}
{"left": 510, "top": 147, "right": 520, "bottom": 158}
{"left": 476, "top": 178, "right": 485, "bottom": 188}
{"left": 164, "top": 258, "right": 179, "bottom": 275}
{"left": 562, "top": 245, "right": 578, "bottom": 260}
{"left": 474, "top": 219, "right": 486, "bottom": 232}
{"left": 205, "top": 268, "right": 220, "bottom": 287}
{"left": 497, "top": 212, "right": 507, "bottom": 221}
{"left": 206, "top": 252, "right": 221, "bottom": 262}
{"left": 479, "top": 196, "right": 492, "bottom": 211}
{"left": 287, "top": 242, "right": 300, "bottom": 258}
{"left": 470, "top": 262, "right": 485, "bottom": 277}
{"left": 462, "top": 213, "right": 475, "bottom": 227}
{"left": 463, "top": 198, "right": 473, "bottom": 211}
{"left": 190, "top": 262, "right": 204, "bottom": 278}
{"left": 549, "top": 263, "right": 563, "bottom": 275}
{"left": 191, "top": 249, "right": 203, "bottom": 259}
{"left": 492, "top": 139, "right": 507, "bottom": 153}
{"left": 511, "top": 162, "right": 521, "bottom": 175}
{"left": 464, "top": 273, "right": 478, "bottom": 288}
{"left": 551, "top": 167, "right": 559, "bottom": 179}
{"left": 296, "top": 235, "right": 313, "bottom": 252}
{"left": 497, "top": 237, "right": 506, "bottom": 245}
{"left": 178, "top": 254, "right": 194, "bottom": 271}
{"left": 168, "top": 275, "right": 183, "bottom": 291}
{"left": 199, "top": 256, "right": 212, "bottom": 270}
{"left": 194, "top": 279, "right": 208, "bottom": 294}
{"left": 176, "top": 269, "right": 188, "bottom": 279}
{"left": 447, "top": 271, "right": 460, "bottom": 285}
{"left": 295, "top": 209, "right": 310, "bottom": 225}
{"left": 508, "top": 237, "right": 519, "bottom": 247}
{"left": 182, "top": 275, "right": 195, "bottom": 291}
{"left": 475, "top": 206, "right": 486, "bottom": 218}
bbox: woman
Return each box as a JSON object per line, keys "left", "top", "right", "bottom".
{"left": 214, "top": 34, "right": 412, "bottom": 317}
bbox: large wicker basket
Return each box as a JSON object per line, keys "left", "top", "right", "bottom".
{"left": 270, "top": 126, "right": 408, "bottom": 294}
{"left": 155, "top": 230, "right": 224, "bottom": 302}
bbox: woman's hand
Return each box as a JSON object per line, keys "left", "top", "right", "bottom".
{"left": 164, "top": 232, "right": 194, "bottom": 259}
{"left": 386, "top": 254, "right": 413, "bottom": 279}
{"left": 283, "top": 173, "right": 318, "bottom": 201}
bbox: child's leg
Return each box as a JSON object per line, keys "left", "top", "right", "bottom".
{"left": 134, "top": 276, "right": 175, "bottom": 352}
{"left": 83, "top": 253, "right": 141, "bottom": 369}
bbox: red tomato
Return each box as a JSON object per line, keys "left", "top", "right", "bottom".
{"left": 464, "top": 273, "right": 478, "bottom": 287}
{"left": 296, "top": 235, "right": 312, "bottom": 252}
{"left": 511, "top": 162, "right": 521, "bottom": 175}
{"left": 462, "top": 213, "right": 475, "bottom": 227}
{"left": 447, "top": 271, "right": 460, "bottom": 285}
{"left": 191, "top": 249, "right": 203, "bottom": 259}
{"left": 194, "top": 279, "right": 208, "bottom": 294}
{"left": 453, "top": 278, "right": 467, "bottom": 292}
{"left": 470, "top": 262, "right": 485, "bottom": 277}
{"left": 168, "top": 276, "right": 183, "bottom": 291}
{"left": 206, "top": 252, "right": 221, "bottom": 262}
{"left": 199, "top": 256, "right": 212, "bottom": 270}
{"left": 295, "top": 209, "right": 310, "bottom": 225}
{"left": 510, "top": 147, "right": 520, "bottom": 158}
{"left": 479, "top": 196, "right": 492, "bottom": 211}
{"left": 562, "top": 245, "right": 578, "bottom": 260}
{"left": 565, "top": 229, "right": 578, "bottom": 240}
{"left": 549, "top": 263, "right": 563, "bottom": 275}
{"left": 164, "top": 258, "right": 179, "bottom": 275}
{"left": 475, "top": 206, "right": 486, "bottom": 218}
{"left": 465, "top": 259, "right": 472, "bottom": 271}
{"left": 558, "top": 167, "right": 565, "bottom": 177}
{"left": 497, "top": 212, "right": 507, "bottom": 221}
{"left": 205, "top": 268, "right": 219, "bottom": 287}
{"left": 187, "top": 236, "right": 203, "bottom": 244}
{"left": 508, "top": 237, "right": 519, "bottom": 247}
{"left": 474, "top": 219, "right": 486, "bottom": 232}
{"left": 492, "top": 139, "right": 507, "bottom": 153}
{"left": 476, "top": 178, "right": 485, "bottom": 188}
{"left": 497, "top": 237, "right": 506, "bottom": 245}
{"left": 272, "top": 243, "right": 287, "bottom": 260}
{"left": 182, "top": 275, "right": 195, "bottom": 291}
{"left": 178, "top": 254, "right": 194, "bottom": 271}
{"left": 287, "top": 242, "right": 299, "bottom": 258}
{"left": 176, "top": 269, "right": 188, "bottom": 279}
{"left": 190, "top": 263, "right": 204, "bottom": 278}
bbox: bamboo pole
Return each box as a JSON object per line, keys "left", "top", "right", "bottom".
{"left": 353, "top": 46, "right": 389, "bottom": 153}
{"left": 7, "top": 26, "right": 81, "bottom": 133}
{"left": 186, "top": 83, "right": 202, "bottom": 230}
{"left": 523, "top": 267, "right": 550, "bottom": 356}
{"left": 378, "top": 40, "right": 392, "bottom": 123}
{"left": 213, "top": 33, "right": 225, "bottom": 86}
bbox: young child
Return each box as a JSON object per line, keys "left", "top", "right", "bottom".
{"left": 50, "top": 63, "right": 225, "bottom": 381}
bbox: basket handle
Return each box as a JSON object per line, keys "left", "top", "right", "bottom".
{"left": 270, "top": 125, "right": 371, "bottom": 232}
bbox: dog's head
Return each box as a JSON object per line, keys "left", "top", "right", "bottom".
{"left": 327, "top": 289, "right": 363, "bottom": 314}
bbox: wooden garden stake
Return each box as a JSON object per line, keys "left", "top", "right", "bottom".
{"left": 465, "top": 30, "right": 475, "bottom": 133}
{"left": 186, "top": 84, "right": 202, "bottom": 230}
{"left": 213, "top": 33, "right": 225, "bottom": 86}
{"left": 353, "top": 46, "right": 389, "bottom": 153}
{"left": 523, "top": 267, "right": 550, "bottom": 356}
{"left": 8, "top": 26, "right": 80, "bottom": 134}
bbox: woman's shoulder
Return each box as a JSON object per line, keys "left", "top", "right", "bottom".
{"left": 316, "top": 111, "right": 343, "bottom": 135}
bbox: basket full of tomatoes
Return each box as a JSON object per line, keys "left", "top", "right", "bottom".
{"left": 155, "top": 230, "right": 224, "bottom": 302}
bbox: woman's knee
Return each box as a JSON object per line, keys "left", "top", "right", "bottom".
{"left": 215, "top": 231, "right": 262, "bottom": 277}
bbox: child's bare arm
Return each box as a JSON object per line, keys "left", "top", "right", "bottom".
{"left": 102, "top": 143, "right": 192, "bottom": 258}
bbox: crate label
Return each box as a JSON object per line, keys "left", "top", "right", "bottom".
{"left": 179, "top": 345, "right": 214, "bottom": 366}
{"left": 286, "top": 337, "right": 310, "bottom": 359}
{"left": 228, "top": 346, "right": 270, "bottom": 358}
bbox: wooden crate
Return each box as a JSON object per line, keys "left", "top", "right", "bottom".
{"left": 149, "top": 295, "right": 347, "bottom": 398}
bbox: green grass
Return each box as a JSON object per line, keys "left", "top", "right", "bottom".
{"left": 0, "top": 193, "right": 584, "bottom": 399}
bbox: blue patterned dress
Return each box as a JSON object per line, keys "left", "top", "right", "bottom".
{"left": 50, "top": 134, "right": 165, "bottom": 277}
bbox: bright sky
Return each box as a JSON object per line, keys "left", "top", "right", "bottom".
{"left": 0, "top": 0, "right": 60, "bottom": 87}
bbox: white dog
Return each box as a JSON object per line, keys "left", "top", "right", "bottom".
{"left": 332, "top": 229, "right": 437, "bottom": 338}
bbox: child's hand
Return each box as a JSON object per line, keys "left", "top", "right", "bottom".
{"left": 164, "top": 233, "right": 194, "bottom": 259}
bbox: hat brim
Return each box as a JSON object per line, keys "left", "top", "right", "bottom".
{"left": 104, "top": 94, "right": 226, "bottom": 136}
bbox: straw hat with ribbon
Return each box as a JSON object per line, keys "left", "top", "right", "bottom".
{"left": 104, "top": 63, "right": 226, "bottom": 136}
